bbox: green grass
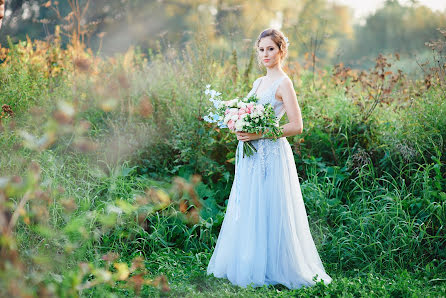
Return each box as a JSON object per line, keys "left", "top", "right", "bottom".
{"left": 80, "top": 247, "right": 446, "bottom": 297}
{"left": 1, "top": 37, "right": 445, "bottom": 296}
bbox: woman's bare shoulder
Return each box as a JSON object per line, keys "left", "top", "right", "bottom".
{"left": 277, "top": 76, "right": 295, "bottom": 100}
{"left": 277, "top": 76, "right": 293, "bottom": 90}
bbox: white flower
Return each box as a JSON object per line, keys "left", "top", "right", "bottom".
{"left": 205, "top": 87, "right": 222, "bottom": 99}
{"left": 224, "top": 114, "right": 231, "bottom": 124}
{"left": 203, "top": 115, "right": 212, "bottom": 123}
{"left": 206, "top": 84, "right": 211, "bottom": 89}
{"left": 226, "top": 99, "right": 238, "bottom": 107}
{"left": 210, "top": 98, "right": 222, "bottom": 109}
{"left": 229, "top": 108, "right": 238, "bottom": 114}
{"left": 235, "top": 120, "right": 246, "bottom": 131}
{"left": 284, "top": 36, "right": 290, "bottom": 47}
{"left": 211, "top": 112, "right": 221, "bottom": 122}
{"left": 209, "top": 90, "right": 217, "bottom": 98}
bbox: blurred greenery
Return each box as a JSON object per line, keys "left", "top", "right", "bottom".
{"left": 338, "top": 0, "right": 446, "bottom": 70}
{"left": 1, "top": 0, "right": 445, "bottom": 71}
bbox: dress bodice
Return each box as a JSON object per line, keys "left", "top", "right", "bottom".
{"left": 246, "top": 76, "right": 288, "bottom": 120}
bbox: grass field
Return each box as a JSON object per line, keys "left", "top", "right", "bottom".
{"left": 0, "top": 33, "right": 445, "bottom": 297}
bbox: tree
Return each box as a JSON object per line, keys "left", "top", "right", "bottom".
{"left": 0, "top": 0, "right": 351, "bottom": 63}
{"left": 0, "top": 0, "right": 4, "bottom": 30}
{"left": 339, "top": 0, "right": 446, "bottom": 69}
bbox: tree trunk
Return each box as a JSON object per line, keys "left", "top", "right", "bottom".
{"left": 0, "top": 0, "right": 4, "bottom": 30}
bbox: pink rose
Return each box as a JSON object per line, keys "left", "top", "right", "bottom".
{"left": 238, "top": 108, "right": 246, "bottom": 115}
{"left": 227, "top": 119, "right": 235, "bottom": 130}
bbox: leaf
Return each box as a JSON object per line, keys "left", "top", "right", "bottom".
{"left": 121, "top": 166, "right": 137, "bottom": 177}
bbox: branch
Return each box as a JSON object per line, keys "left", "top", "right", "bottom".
{"left": 7, "top": 191, "right": 32, "bottom": 231}
{"left": 0, "top": 0, "right": 4, "bottom": 30}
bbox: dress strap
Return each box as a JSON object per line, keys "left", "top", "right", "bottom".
{"left": 253, "top": 77, "right": 263, "bottom": 94}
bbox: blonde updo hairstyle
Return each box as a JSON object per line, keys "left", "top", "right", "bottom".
{"left": 255, "top": 28, "right": 289, "bottom": 67}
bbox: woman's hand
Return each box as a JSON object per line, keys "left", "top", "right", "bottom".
{"left": 236, "top": 131, "right": 262, "bottom": 142}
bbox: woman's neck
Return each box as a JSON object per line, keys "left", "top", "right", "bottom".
{"left": 265, "top": 63, "right": 285, "bottom": 78}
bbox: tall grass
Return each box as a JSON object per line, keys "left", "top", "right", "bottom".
{"left": 0, "top": 30, "right": 445, "bottom": 296}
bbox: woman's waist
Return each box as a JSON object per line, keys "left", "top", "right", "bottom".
{"left": 239, "top": 137, "right": 287, "bottom": 145}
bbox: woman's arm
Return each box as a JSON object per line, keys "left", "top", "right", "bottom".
{"left": 276, "top": 78, "right": 303, "bottom": 137}
{"left": 236, "top": 78, "right": 303, "bottom": 141}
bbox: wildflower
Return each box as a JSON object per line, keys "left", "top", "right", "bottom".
{"left": 2, "top": 104, "right": 14, "bottom": 117}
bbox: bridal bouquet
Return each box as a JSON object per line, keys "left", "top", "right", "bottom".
{"left": 203, "top": 84, "right": 283, "bottom": 157}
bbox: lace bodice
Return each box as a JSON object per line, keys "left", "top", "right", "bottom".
{"left": 232, "top": 75, "right": 289, "bottom": 189}
{"left": 246, "top": 76, "right": 287, "bottom": 120}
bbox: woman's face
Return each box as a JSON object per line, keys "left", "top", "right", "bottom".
{"left": 258, "top": 36, "right": 281, "bottom": 68}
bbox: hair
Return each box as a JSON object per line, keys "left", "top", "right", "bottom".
{"left": 255, "top": 28, "right": 289, "bottom": 66}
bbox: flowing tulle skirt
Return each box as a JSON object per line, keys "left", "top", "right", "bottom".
{"left": 206, "top": 137, "right": 332, "bottom": 289}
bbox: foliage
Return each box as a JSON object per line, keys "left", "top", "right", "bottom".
{"left": 340, "top": 1, "right": 446, "bottom": 69}
{"left": 0, "top": 23, "right": 445, "bottom": 296}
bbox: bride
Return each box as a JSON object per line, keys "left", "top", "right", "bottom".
{"left": 206, "top": 28, "right": 333, "bottom": 289}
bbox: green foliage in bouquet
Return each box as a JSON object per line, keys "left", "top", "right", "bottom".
{"left": 203, "top": 88, "right": 283, "bottom": 158}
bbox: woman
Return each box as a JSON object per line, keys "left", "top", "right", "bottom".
{"left": 206, "top": 28, "right": 333, "bottom": 289}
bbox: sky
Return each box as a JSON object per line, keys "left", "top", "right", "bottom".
{"left": 332, "top": 0, "right": 446, "bottom": 23}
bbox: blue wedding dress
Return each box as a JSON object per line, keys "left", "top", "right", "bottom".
{"left": 206, "top": 76, "right": 333, "bottom": 289}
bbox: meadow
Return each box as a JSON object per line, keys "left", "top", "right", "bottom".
{"left": 0, "top": 29, "right": 445, "bottom": 297}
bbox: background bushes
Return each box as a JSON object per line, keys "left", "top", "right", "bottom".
{"left": 0, "top": 30, "right": 445, "bottom": 295}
